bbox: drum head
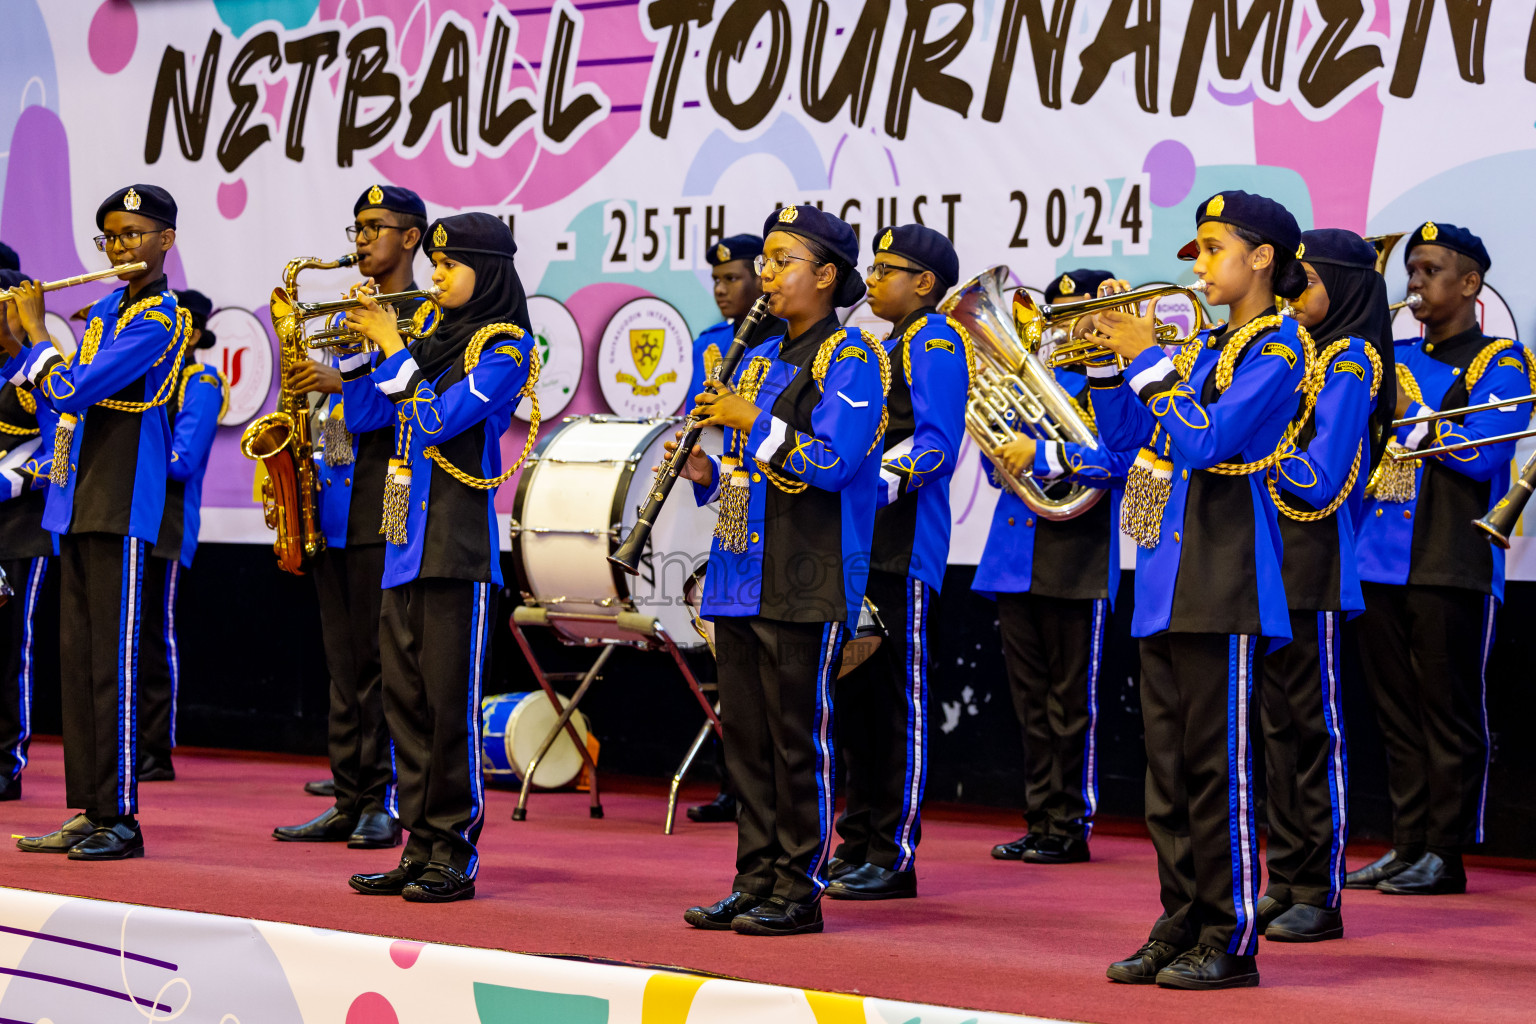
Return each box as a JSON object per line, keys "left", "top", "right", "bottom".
{"left": 482, "top": 691, "right": 590, "bottom": 790}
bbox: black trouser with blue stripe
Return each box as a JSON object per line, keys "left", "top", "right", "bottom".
{"left": 997, "top": 592, "right": 1105, "bottom": 841}
{"left": 380, "top": 578, "right": 494, "bottom": 879}
{"left": 834, "top": 569, "right": 931, "bottom": 872}
{"left": 715, "top": 615, "right": 844, "bottom": 903}
{"left": 138, "top": 555, "right": 181, "bottom": 770}
{"left": 59, "top": 532, "right": 146, "bottom": 819}
{"left": 1141, "top": 631, "right": 1262, "bottom": 956}
{"left": 1356, "top": 582, "right": 1493, "bottom": 852}
{"left": 0, "top": 556, "right": 49, "bottom": 782}
{"left": 1262, "top": 609, "right": 1350, "bottom": 909}
{"left": 314, "top": 544, "right": 395, "bottom": 819}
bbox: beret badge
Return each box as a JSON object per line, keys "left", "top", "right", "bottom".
{"left": 123, "top": 187, "right": 141, "bottom": 212}
{"left": 1206, "top": 194, "right": 1225, "bottom": 217}
{"left": 368, "top": 184, "right": 384, "bottom": 205}
{"left": 778, "top": 206, "right": 798, "bottom": 224}
{"left": 433, "top": 222, "right": 448, "bottom": 247}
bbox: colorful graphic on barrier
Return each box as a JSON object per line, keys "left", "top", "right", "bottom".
{"left": 0, "top": 886, "right": 1037, "bottom": 1024}
{"left": 3, "top": 1, "right": 1536, "bottom": 563}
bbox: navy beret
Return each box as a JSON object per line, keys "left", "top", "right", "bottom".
{"left": 1044, "top": 268, "right": 1115, "bottom": 304}
{"left": 873, "top": 224, "right": 960, "bottom": 295}
{"left": 1178, "top": 190, "right": 1300, "bottom": 262}
{"left": 762, "top": 205, "right": 865, "bottom": 306}
{"left": 354, "top": 183, "right": 427, "bottom": 221}
{"left": 175, "top": 289, "right": 217, "bottom": 348}
{"left": 425, "top": 212, "right": 517, "bottom": 261}
{"left": 1299, "top": 228, "right": 1376, "bottom": 270}
{"left": 96, "top": 184, "right": 177, "bottom": 230}
{"left": 1405, "top": 220, "right": 1490, "bottom": 274}
{"left": 0, "top": 269, "right": 23, "bottom": 289}
{"left": 707, "top": 234, "right": 763, "bottom": 267}
{"left": 0, "top": 242, "right": 17, "bottom": 273}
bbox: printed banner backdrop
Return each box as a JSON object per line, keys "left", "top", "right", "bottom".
{"left": 2, "top": 0, "right": 1535, "bottom": 566}
{"left": 0, "top": 886, "right": 1037, "bottom": 1023}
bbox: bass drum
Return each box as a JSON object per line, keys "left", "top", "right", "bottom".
{"left": 684, "top": 565, "right": 885, "bottom": 678}
{"left": 512, "top": 415, "right": 716, "bottom": 647}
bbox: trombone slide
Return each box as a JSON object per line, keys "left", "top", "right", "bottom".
{"left": 1387, "top": 426, "right": 1536, "bottom": 462}
{"left": 1392, "top": 393, "right": 1536, "bottom": 428}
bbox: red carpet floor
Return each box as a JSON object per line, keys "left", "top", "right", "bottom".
{"left": 3, "top": 738, "right": 1534, "bottom": 1023}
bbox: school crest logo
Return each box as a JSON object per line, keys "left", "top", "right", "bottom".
{"left": 520, "top": 296, "right": 584, "bottom": 422}
{"left": 123, "top": 187, "right": 141, "bottom": 211}
{"left": 599, "top": 297, "right": 692, "bottom": 418}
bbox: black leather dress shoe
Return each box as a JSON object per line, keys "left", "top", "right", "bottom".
{"left": 991, "top": 832, "right": 1040, "bottom": 861}
{"left": 684, "top": 891, "right": 765, "bottom": 930}
{"left": 402, "top": 867, "right": 475, "bottom": 903}
{"left": 1106, "top": 940, "right": 1182, "bottom": 984}
{"left": 273, "top": 806, "right": 357, "bottom": 842}
{"left": 1266, "top": 903, "right": 1343, "bottom": 941}
{"left": 1156, "top": 945, "right": 1259, "bottom": 989}
{"left": 1255, "top": 895, "right": 1289, "bottom": 932}
{"left": 0, "top": 775, "right": 19, "bottom": 802}
{"left": 731, "top": 896, "right": 823, "bottom": 935}
{"left": 69, "top": 822, "right": 144, "bottom": 861}
{"left": 1376, "top": 852, "right": 1467, "bottom": 895}
{"left": 1021, "top": 834, "right": 1089, "bottom": 864}
{"left": 137, "top": 755, "right": 175, "bottom": 782}
{"left": 349, "top": 858, "right": 424, "bottom": 895}
{"left": 1345, "top": 848, "right": 1419, "bottom": 889}
{"left": 825, "top": 862, "right": 917, "bottom": 900}
{"left": 17, "top": 813, "right": 97, "bottom": 853}
{"left": 824, "top": 856, "right": 858, "bottom": 881}
{"left": 305, "top": 777, "right": 336, "bottom": 798}
{"left": 348, "top": 810, "right": 402, "bottom": 849}
{"left": 686, "top": 793, "right": 737, "bottom": 823}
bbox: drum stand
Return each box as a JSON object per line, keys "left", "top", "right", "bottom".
{"left": 508, "top": 606, "right": 721, "bottom": 831}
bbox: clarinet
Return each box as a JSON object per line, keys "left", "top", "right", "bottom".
{"left": 609, "top": 294, "right": 772, "bottom": 575}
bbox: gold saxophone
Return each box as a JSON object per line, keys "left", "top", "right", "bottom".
{"left": 240, "top": 253, "right": 359, "bottom": 574}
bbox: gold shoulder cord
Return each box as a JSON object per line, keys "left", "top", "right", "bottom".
{"left": 381, "top": 324, "right": 540, "bottom": 546}
{"left": 713, "top": 329, "right": 892, "bottom": 551}
{"left": 1268, "top": 340, "right": 1384, "bottom": 522}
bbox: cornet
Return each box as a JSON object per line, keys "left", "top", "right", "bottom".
{"left": 1022, "top": 281, "right": 1215, "bottom": 370}
{"left": 269, "top": 284, "right": 443, "bottom": 355}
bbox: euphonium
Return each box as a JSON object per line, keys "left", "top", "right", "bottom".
{"left": 240, "top": 253, "right": 360, "bottom": 574}
{"left": 939, "top": 266, "right": 1104, "bottom": 521}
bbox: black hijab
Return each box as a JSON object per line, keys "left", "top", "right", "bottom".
{"left": 413, "top": 212, "right": 531, "bottom": 383}
{"left": 1301, "top": 228, "right": 1396, "bottom": 461}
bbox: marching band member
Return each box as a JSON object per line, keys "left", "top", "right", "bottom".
{"left": 678, "top": 205, "right": 887, "bottom": 936}
{"left": 339, "top": 212, "right": 535, "bottom": 903}
{"left": 275, "top": 185, "right": 427, "bottom": 847}
{"left": 0, "top": 269, "right": 56, "bottom": 803}
{"left": 826, "top": 224, "right": 967, "bottom": 900}
{"left": 1092, "top": 192, "right": 1310, "bottom": 989}
{"left": 977, "top": 269, "right": 1129, "bottom": 867}
{"left": 9, "top": 184, "right": 185, "bottom": 860}
{"left": 1258, "top": 230, "right": 1390, "bottom": 941}
{"left": 1351, "top": 222, "right": 1527, "bottom": 896}
{"left": 137, "top": 290, "right": 225, "bottom": 784}
{"left": 687, "top": 232, "right": 763, "bottom": 826}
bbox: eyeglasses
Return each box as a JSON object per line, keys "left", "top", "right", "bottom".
{"left": 346, "top": 224, "right": 404, "bottom": 243}
{"left": 754, "top": 252, "right": 823, "bottom": 277}
{"left": 93, "top": 229, "right": 164, "bottom": 253}
{"left": 866, "top": 263, "right": 923, "bottom": 282}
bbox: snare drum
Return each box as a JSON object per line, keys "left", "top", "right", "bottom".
{"left": 511, "top": 415, "right": 717, "bottom": 647}
{"left": 684, "top": 565, "right": 885, "bottom": 678}
{"left": 481, "top": 691, "right": 591, "bottom": 790}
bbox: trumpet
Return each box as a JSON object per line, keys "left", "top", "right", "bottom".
{"left": 269, "top": 284, "right": 443, "bottom": 355}
{"left": 1023, "top": 281, "right": 1215, "bottom": 369}
{"left": 0, "top": 262, "right": 149, "bottom": 304}
{"left": 940, "top": 267, "right": 1103, "bottom": 521}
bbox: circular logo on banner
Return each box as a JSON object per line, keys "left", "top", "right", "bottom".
{"left": 521, "top": 295, "right": 584, "bottom": 422}
{"left": 204, "top": 307, "right": 273, "bottom": 426}
{"left": 841, "top": 298, "right": 891, "bottom": 341}
{"left": 598, "top": 297, "right": 692, "bottom": 418}
{"left": 1391, "top": 281, "right": 1519, "bottom": 342}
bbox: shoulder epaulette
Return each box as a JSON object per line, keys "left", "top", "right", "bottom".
{"left": 463, "top": 322, "right": 526, "bottom": 373}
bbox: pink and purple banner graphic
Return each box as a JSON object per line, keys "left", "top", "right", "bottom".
{"left": 3, "top": 0, "right": 1534, "bottom": 563}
